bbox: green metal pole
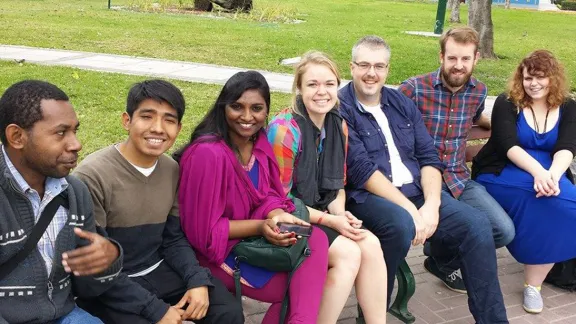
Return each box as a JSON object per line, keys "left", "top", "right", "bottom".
{"left": 434, "top": 0, "right": 448, "bottom": 35}
{"left": 108, "top": 0, "right": 111, "bottom": 9}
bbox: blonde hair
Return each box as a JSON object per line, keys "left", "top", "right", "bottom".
{"left": 508, "top": 50, "right": 568, "bottom": 110}
{"left": 291, "top": 51, "right": 341, "bottom": 115}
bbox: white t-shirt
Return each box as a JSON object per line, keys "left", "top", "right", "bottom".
{"left": 114, "top": 145, "right": 158, "bottom": 176}
{"left": 130, "top": 162, "right": 157, "bottom": 177}
{"left": 360, "top": 103, "right": 414, "bottom": 187}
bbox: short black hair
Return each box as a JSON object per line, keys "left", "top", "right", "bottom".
{"left": 0, "top": 80, "right": 69, "bottom": 145}
{"left": 126, "top": 79, "right": 186, "bottom": 122}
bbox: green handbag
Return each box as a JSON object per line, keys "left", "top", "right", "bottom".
{"left": 232, "top": 198, "right": 311, "bottom": 324}
{"left": 232, "top": 234, "right": 309, "bottom": 272}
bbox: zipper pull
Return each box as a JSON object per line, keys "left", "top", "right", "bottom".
{"left": 47, "top": 281, "right": 54, "bottom": 301}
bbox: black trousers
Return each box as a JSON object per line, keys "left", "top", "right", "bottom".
{"left": 77, "top": 262, "right": 244, "bottom": 324}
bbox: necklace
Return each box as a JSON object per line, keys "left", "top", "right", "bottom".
{"left": 237, "top": 153, "right": 255, "bottom": 171}
{"left": 235, "top": 146, "right": 256, "bottom": 171}
{"left": 528, "top": 106, "right": 550, "bottom": 134}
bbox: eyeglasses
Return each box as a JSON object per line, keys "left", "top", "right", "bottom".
{"left": 353, "top": 61, "right": 389, "bottom": 72}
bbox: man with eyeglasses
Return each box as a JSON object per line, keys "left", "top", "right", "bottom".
{"left": 397, "top": 27, "right": 515, "bottom": 295}
{"left": 338, "top": 35, "right": 508, "bottom": 323}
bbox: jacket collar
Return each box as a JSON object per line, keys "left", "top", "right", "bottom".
{"left": 0, "top": 145, "right": 68, "bottom": 195}
{"left": 341, "top": 81, "right": 390, "bottom": 114}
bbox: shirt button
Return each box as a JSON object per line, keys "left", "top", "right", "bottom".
{"left": 449, "top": 125, "right": 452, "bottom": 128}
{"left": 388, "top": 160, "right": 391, "bottom": 163}
{"left": 407, "top": 124, "right": 411, "bottom": 127}
{"left": 451, "top": 109, "right": 454, "bottom": 112}
{"left": 388, "top": 174, "right": 392, "bottom": 178}
{"left": 385, "top": 144, "right": 388, "bottom": 147}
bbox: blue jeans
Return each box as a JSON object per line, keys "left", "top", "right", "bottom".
{"left": 454, "top": 180, "right": 515, "bottom": 248}
{"left": 55, "top": 305, "right": 103, "bottom": 324}
{"left": 347, "top": 194, "right": 415, "bottom": 308}
{"left": 424, "top": 180, "right": 516, "bottom": 270}
{"left": 350, "top": 192, "right": 508, "bottom": 323}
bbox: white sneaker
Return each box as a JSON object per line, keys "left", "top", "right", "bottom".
{"left": 523, "top": 285, "right": 543, "bottom": 314}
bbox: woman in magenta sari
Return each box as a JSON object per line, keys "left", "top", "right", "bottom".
{"left": 177, "top": 70, "right": 329, "bottom": 324}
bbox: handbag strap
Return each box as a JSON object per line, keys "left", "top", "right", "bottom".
{"left": 233, "top": 245, "right": 311, "bottom": 324}
{"left": 0, "top": 193, "right": 68, "bottom": 281}
{"left": 278, "top": 246, "right": 310, "bottom": 324}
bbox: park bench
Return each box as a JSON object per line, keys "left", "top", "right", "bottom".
{"left": 356, "top": 125, "right": 491, "bottom": 324}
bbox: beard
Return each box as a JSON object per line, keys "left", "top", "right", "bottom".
{"left": 441, "top": 65, "right": 473, "bottom": 89}
{"left": 22, "top": 138, "right": 73, "bottom": 180}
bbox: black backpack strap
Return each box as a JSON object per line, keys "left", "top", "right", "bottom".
{"left": 0, "top": 193, "right": 68, "bottom": 281}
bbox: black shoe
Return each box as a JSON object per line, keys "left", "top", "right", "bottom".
{"left": 424, "top": 257, "right": 467, "bottom": 294}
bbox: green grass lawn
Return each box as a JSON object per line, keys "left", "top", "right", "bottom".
{"left": 0, "top": 61, "right": 291, "bottom": 159}
{"left": 0, "top": 0, "right": 575, "bottom": 95}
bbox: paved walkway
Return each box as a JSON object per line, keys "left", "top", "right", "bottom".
{"left": 0, "top": 44, "right": 495, "bottom": 113}
{"left": 243, "top": 247, "right": 576, "bottom": 324}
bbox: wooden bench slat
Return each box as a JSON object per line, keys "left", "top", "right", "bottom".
{"left": 468, "top": 126, "right": 491, "bottom": 141}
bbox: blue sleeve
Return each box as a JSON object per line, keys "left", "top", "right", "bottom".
{"left": 339, "top": 104, "right": 379, "bottom": 189}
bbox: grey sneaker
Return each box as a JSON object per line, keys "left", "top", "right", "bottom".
{"left": 523, "top": 285, "right": 543, "bottom": 314}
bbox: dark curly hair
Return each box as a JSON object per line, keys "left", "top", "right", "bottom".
{"left": 508, "top": 50, "right": 568, "bottom": 110}
{"left": 0, "top": 80, "right": 69, "bottom": 145}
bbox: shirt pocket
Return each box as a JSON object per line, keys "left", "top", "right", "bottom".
{"left": 357, "top": 128, "right": 382, "bottom": 154}
{"left": 397, "top": 123, "right": 415, "bottom": 151}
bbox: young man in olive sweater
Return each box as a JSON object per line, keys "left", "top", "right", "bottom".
{"left": 74, "top": 80, "right": 243, "bottom": 324}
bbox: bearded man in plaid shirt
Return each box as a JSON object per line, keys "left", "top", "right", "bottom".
{"left": 399, "top": 27, "right": 515, "bottom": 293}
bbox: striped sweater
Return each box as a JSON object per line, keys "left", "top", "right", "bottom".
{"left": 0, "top": 150, "right": 123, "bottom": 324}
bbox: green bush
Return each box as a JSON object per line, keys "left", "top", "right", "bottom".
{"left": 562, "top": 0, "right": 576, "bottom": 10}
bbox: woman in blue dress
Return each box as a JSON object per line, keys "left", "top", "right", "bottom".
{"left": 472, "top": 50, "right": 576, "bottom": 315}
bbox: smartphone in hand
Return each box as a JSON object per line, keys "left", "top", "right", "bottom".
{"left": 277, "top": 222, "right": 313, "bottom": 237}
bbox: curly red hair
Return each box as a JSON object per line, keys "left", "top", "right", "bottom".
{"left": 508, "top": 50, "right": 568, "bottom": 110}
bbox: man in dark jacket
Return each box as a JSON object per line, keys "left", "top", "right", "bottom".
{"left": 0, "top": 80, "right": 123, "bottom": 324}
{"left": 338, "top": 36, "right": 508, "bottom": 323}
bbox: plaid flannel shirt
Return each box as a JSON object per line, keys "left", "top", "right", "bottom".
{"left": 398, "top": 69, "right": 487, "bottom": 198}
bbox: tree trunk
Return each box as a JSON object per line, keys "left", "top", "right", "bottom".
{"left": 211, "top": 0, "right": 253, "bottom": 12}
{"left": 194, "top": 0, "right": 213, "bottom": 11}
{"left": 505, "top": 0, "right": 511, "bottom": 9}
{"left": 468, "top": 0, "right": 497, "bottom": 59}
{"left": 449, "top": 0, "right": 461, "bottom": 23}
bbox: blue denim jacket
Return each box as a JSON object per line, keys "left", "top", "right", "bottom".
{"left": 338, "top": 82, "right": 445, "bottom": 203}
